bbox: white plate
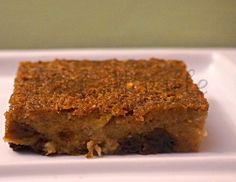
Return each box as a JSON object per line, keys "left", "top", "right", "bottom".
{"left": 0, "top": 49, "right": 236, "bottom": 181}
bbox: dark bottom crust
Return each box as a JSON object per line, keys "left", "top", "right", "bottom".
{"left": 9, "top": 137, "right": 48, "bottom": 154}
{"left": 10, "top": 143, "right": 31, "bottom": 151}
{"left": 9, "top": 128, "right": 175, "bottom": 156}
{"left": 114, "top": 128, "right": 175, "bottom": 154}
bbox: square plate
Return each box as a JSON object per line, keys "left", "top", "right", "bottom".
{"left": 0, "top": 49, "right": 236, "bottom": 181}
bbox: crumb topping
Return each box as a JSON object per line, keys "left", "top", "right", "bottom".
{"left": 10, "top": 59, "right": 208, "bottom": 120}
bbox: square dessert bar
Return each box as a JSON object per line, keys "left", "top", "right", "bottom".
{"left": 4, "top": 59, "right": 208, "bottom": 157}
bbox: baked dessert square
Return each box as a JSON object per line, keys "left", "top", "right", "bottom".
{"left": 4, "top": 59, "right": 208, "bottom": 157}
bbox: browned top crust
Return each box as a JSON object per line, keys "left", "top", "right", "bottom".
{"left": 10, "top": 59, "right": 208, "bottom": 120}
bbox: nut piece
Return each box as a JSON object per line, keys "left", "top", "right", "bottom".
{"left": 44, "top": 142, "right": 56, "bottom": 155}
{"left": 94, "top": 144, "right": 102, "bottom": 157}
{"left": 86, "top": 140, "right": 103, "bottom": 158}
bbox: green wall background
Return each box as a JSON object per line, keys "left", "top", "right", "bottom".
{"left": 0, "top": 0, "right": 236, "bottom": 49}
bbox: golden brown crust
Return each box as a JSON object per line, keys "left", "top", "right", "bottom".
{"left": 9, "top": 59, "right": 208, "bottom": 120}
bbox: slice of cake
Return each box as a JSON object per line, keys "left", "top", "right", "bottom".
{"left": 4, "top": 59, "right": 208, "bottom": 158}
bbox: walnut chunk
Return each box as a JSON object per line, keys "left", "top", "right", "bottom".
{"left": 44, "top": 142, "right": 56, "bottom": 155}
{"left": 86, "top": 140, "right": 103, "bottom": 158}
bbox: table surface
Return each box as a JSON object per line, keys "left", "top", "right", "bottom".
{"left": 0, "top": 0, "right": 236, "bottom": 49}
